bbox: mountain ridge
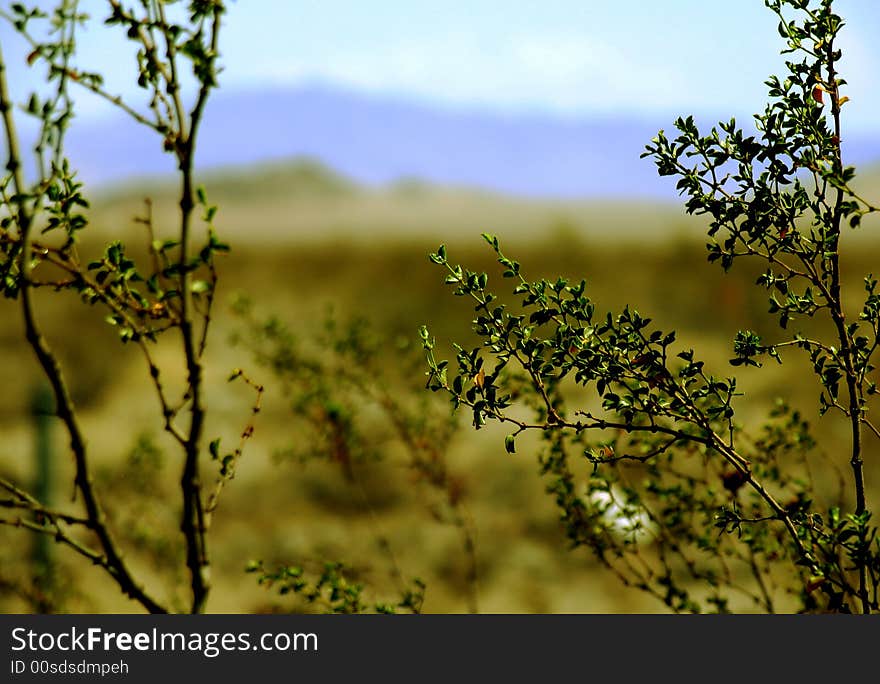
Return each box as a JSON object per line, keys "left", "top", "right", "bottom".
{"left": 56, "top": 83, "right": 880, "bottom": 200}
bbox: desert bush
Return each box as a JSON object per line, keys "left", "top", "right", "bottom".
{"left": 0, "top": 0, "right": 466, "bottom": 616}
{"left": 0, "top": 0, "right": 255, "bottom": 613}
{"left": 423, "top": 0, "right": 879, "bottom": 613}
{"left": 231, "top": 300, "right": 478, "bottom": 613}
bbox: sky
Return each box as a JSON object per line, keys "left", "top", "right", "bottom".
{"left": 1, "top": 0, "right": 878, "bottom": 133}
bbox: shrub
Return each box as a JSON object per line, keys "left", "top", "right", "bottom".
{"left": 422, "top": 0, "right": 879, "bottom": 613}
{"left": 0, "top": 0, "right": 252, "bottom": 613}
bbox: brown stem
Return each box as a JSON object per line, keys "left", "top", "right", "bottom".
{"left": 170, "top": 5, "right": 223, "bottom": 614}
{"left": 0, "top": 43, "right": 166, "bottom": 614}
{"left": 177, "top": 147, "right": 210, "bottom": 614}
{"left": 825, "top": 40, "right": 869, "bottom": 614}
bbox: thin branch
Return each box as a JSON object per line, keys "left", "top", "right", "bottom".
{"left": 204, "top": 369, "right": 263, "bottom": 521}
{"left": 825, "top": 34, "right": 869, "bottom": 613}
{"left": 0, "top": 10, "right": 164, "bottom": 135}
{"left": 0, "top": 39, "right": 167, "bottom": 615}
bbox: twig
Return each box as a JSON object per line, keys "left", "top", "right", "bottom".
{"left": 204, "top": 369, "right": 263, "bottom": 521}
{"left": 0, "top": 40, "right": 166, "bottom": 614}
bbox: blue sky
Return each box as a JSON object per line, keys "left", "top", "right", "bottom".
{"left": 2, "top": 0, "right": 879, "bottom": 131}
{"left": 220, "top": 0, "right": 880, "bottom": 129}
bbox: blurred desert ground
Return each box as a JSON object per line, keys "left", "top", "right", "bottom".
{"left": 1, "top": 157, "right": 879, "bottom": 614}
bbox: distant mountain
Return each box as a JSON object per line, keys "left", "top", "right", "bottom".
{"left": 56, "top": 83, "right": 880, "bottom": 200}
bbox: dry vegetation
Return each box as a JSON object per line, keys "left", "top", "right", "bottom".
{"left": 1, "top": 159, "right": 878, "bottom": 613}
